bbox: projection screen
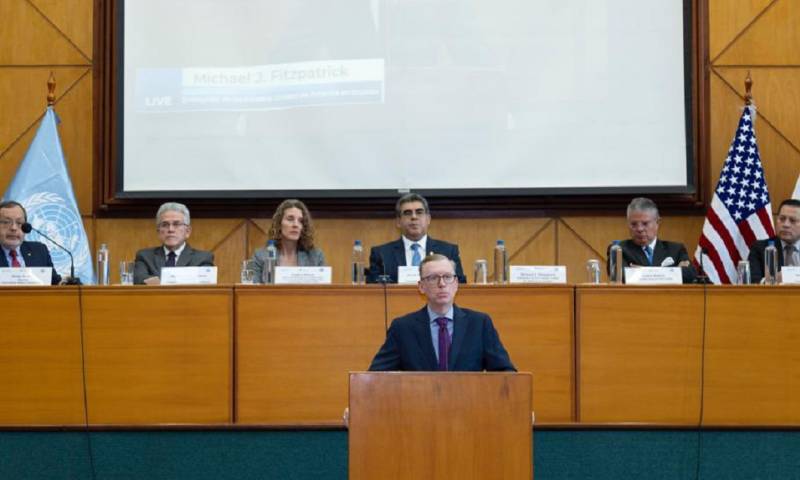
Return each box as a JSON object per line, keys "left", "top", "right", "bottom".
{"left": 120, "top": 0, "right": 693, "bottom": 198}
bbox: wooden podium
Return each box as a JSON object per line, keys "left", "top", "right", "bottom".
{"left": 348, "top": 372, "right": 533, "bottom": 479}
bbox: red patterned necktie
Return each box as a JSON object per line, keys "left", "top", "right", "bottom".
{"left": 436, "top": 317, "right": 450, "bottom": 371}
{"left": 9, "top": 249, "right": 21, "bottom": 268}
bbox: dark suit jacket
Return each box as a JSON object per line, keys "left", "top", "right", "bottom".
{"left": 0, "top": 241, "right": 61, "bottom": 285}
{"left": 133, "top": 244, "right": 214, "bottom": 284}
{"left": 747, "top": 237, "right": 785, "bottom": 284}
{"left": 368, "top": 305, "right": 516, "bottom": 372}
{"left": 367, "top": 237, "right": 467, "bottom": 283}
{"left": 607, "top": 239, "right": 697, "bottom": 284}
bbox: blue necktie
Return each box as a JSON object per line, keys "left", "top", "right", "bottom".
{"left": 411, "top": 243, "right": 421, "bottom": 266}
{"left": 166, "top": 251, "right": 177, "bottom": 267}
{"left": 644, "top": 245, "right": 653, "bottom": 265}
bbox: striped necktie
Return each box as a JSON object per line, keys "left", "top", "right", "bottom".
{"left": 644, "top": 245, "right": 654, "bottom": 265}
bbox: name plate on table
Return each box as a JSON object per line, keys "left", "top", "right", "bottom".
{"left": 509, "top": 266, "right": 567, "bottom": 284}
{"left": 397, "top": 266, "right": 421, "bottom": 284}
{"left": 160, "top": 266, "right": 218, "bottom": 285}
{"left": 0, "top": 267, "right": 52, "bottom": 285}
{"left": 275, "top": 266, "right": 332, "bottom": 284}
{"left": 781, "top": 266, "right": 800, "bottom": 284}
{"left": 624, "top": 267, "right": 682, "bottom": 285}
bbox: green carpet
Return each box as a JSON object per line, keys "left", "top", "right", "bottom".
{"left": 1, "top": 429, "right": 797, "bottom": 479}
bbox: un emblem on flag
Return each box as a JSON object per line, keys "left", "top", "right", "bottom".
{"left": 22, "top": 192, "right": 91, "bottom": 274}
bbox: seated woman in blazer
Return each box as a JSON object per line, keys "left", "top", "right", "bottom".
{"left": 250, "top": 199, "right": 325, "bottom": 283}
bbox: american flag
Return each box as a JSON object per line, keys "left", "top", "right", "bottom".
{"left": 694, "top": 105, "right": 775, "bottom": 284}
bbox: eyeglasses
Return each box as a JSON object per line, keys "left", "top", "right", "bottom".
{"left": 400, "top": 208, "right": 427, "bottom": 218}
{"left": 0, "top": 219, "right": 24, "bottom": 228}
{"left": 421, "top": 273, "right": 457, "bottom": 285}
{"left": 158, "top": 221, "right": 187, "bottom": 230}
{"left": 629, "top": 221, "right": 655, "bottom": 229}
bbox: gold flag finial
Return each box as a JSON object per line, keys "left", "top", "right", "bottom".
{"left": 744, "top": 71, "right": 753, "bottom": 106}
{"left": 47, "top": 72, "right": 56, "bottom": 106}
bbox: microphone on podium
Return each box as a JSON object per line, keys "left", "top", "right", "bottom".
{"left": 22, "top": 222, "right": 82, "bottom": 285}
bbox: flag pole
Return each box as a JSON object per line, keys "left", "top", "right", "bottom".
{"left": 4, "top": 72, "right": 95, "bottom": 284}
{"left": 744, "top": 71, "right": 752, "bottom": 105}
{"left": 693, "top": 70, "right": 775, "bottom": 283}
{"left": 47, "top": 72, "right": 56, "bottom": 107}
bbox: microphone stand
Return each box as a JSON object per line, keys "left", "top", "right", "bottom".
{"left": 377, "top": 254, "right": 391, "bottom": 334}
{"left": 695, "top": 247, "right": 711, "bottom": 285}
{"left": 22, "top": 223, "right": 82, "bottom": 285}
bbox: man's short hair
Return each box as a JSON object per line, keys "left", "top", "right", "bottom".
{"left": 0, "top": 200, "right": 27, "bottom": 222}
{"left": 419, "top": 253, "right": 456, "bottom": 276}
{"left": 395, "top": 193, "right": 430, "bottom": 217}
{"left": 156, "top": 202, "right": 191, "bottom": 226}
{"left": 778, "top": 198, "right": 800, "bottom": 211}
{"left": 626, "top": 197, "right": 660, "bottom": 219}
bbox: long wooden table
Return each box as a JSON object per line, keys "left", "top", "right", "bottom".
{"left": 576, "top": 285, "right": 704, "bottom": 425}
{"left": 702, "top": 286, "right": 800, "bottom": 426}
{"left": 0, "top": 284, "right": 798, "bottom": 427}
{"left": 0, "top": 288, "right": 85, "bottom": 425}
{"left": 81, "top": 286, "right": 233, "bottom": 425}
{"left": 236, "top": 285, "right": 573, "bottom": 425}
{"left": 236, "top": 286, "right": 388, "bottom": 425}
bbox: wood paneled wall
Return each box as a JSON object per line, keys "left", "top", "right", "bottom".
{"left": 1, "top": 1, "right": 798, "bottom": 283}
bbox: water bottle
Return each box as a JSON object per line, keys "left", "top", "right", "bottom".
{"left": 609, "top": 240, "right": 623, "bottom": 284}
{"left": 264, "top": 240, "right": 278, "bottom": 284}
{"left": 764, "top": 240, "right": 778, "bottom": 285}
{"left": 97, "top": 243, "right": 110, "bottom": 285}
{"left": 494, "top": 240, "right": 508, "bottom": 284}
{"left": 351, "top": 240, "right": 365, "bottom": 285}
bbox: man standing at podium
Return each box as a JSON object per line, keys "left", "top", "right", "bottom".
{"left": 369, "top": 253, "right": 515, "bottom": 371}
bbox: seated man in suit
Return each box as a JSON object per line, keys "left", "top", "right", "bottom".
{"left": 369, "top": 253, "right": 515, "bottom": 371}
{"left": 747, "top": 198, "right": 800, "bottom": 283}
{"left": 0, "top": 200, "right": 61, "bottom": 285}
{"left": 607, "top": 197, "right": 697, "bottom": 283}
{"left": 134, "top": 202, "right": 214, "bottom": 284}
{"left": 367, "top": 193, "right": 466, "bottom": 283}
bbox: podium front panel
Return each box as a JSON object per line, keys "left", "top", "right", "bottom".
{"left": 349, "top": 372, "right": 533, "bottom": 480}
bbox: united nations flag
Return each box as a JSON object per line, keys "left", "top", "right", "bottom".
{"left": 3, "top": 107, "right": 94, "bottom": 284}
